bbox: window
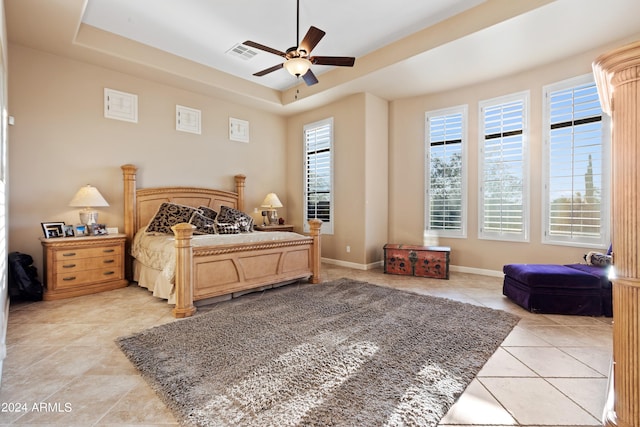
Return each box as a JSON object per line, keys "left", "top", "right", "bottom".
{"left": 303, "top": 117, "right": 333, "bottom": 234}
{"left": 479, "top": 92, "right": 529, "bottom": 241}
{"left": 543, "top": 75, "right": 610, "bottom": 247}
{"left": 425, "top": 106, "right": 467, "bottom": 238}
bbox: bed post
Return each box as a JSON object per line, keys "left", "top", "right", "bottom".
{"left": 171, "top": 223, "right": 197, "bottom": 318}
{"left": 235, "top": 174, "right": 246, "bottom": 212}
{"left": 121, "top": 164, "right": 137, "bottom": 281}
{"left": 309, "top": 219, "right": 322, "bottom": 284}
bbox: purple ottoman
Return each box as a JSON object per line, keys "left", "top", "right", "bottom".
{"left": 503, "top": 264, "right": 607, "bottom": 316}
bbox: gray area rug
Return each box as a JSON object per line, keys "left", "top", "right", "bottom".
{"left": 117, "top": 278, "right": 520, "bottom": 426}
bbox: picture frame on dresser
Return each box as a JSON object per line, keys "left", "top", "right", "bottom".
{"left": 74, "top": 224, "right": 87, "bottom": 236}
{"left": 63, "top": 225, "right": 75, "bottom": 237}
{"left": 41, "top": 221, "right": 65, "bottom": 238}
{"left": 89, "top": 223, "right": 107, "bottom": 236}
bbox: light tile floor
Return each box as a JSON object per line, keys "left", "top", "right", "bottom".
{"left": 0, "top": 263, "right": 611, "bottom": 426}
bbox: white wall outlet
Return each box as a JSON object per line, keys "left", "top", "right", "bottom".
{"left": 346, "top": 245, "right": 351, "bottom": 253}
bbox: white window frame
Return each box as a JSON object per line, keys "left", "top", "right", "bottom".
{"left": 478, "top": 91, "right": 530, "bottom": 242}
{"left": 542, "top": 74, "right": 610, "bottom": 248}
{"left": 303, "top": 117, "right": 334, "bottom": 235}
{"left": 424, "top": 105, "right": 467, "bottom": 238}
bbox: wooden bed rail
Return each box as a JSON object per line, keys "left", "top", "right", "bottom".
{"left": 170, "top": 219, "right": 323, "bottom": 318}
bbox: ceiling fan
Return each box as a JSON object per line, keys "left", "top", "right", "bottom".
{"left": 243, "top": 0, "right": 356, "bottom": 86}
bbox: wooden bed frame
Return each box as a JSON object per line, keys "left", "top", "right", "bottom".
{"left": 121, "top": 164, "right": 322, "bottom": 318}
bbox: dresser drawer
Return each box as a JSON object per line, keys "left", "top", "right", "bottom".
{"left": 54, "top": 245, "right": 121, "bottom": 261}
{"left": 55, "top": 255, "right": 121, "bottom": 274}
{"left": 55, "top": 266, "right": 124, "bottom": 289}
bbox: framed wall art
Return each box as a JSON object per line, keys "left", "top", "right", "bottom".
{"left": 176, "top": 105, "right": 201, "bottom": 134}
{"left": 229, "top": 117, "right": 249, "bottom": 143}
{"left": 104, "top": 88, "right": 138, "bottom": 123}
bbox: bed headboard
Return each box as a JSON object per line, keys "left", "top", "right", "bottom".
{"left": 121, "top": 164, "right": 246, "bottom": 278}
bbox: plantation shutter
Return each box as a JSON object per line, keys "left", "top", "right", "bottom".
{"left": 480, "top": 95, "right": 527, "bottom": 240}
{"left": 546, "top": 80, "right": 606, "bottom": 243}
{"left": 426, "top": 110, "right": 464, "bottom": 236}
{"left": 304, "top": 118, "right": 333, "bottom": 234}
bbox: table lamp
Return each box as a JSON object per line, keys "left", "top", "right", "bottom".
{"left": 69, "top": 185, "right": 109, "bottom": 225}
{"left": 261, "top": 193, "right": 283, "bottom": 225}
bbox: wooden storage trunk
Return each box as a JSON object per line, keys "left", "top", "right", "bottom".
{"left": 383, "top": 244, "right": 450, "bottom": 279}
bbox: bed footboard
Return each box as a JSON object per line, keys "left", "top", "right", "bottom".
{"left": 171, "top": 219, "right": 322, "bottom": 318}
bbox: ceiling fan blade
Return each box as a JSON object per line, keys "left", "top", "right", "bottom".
{"left": 302, "top": 69, "right": 319, "bottom": 86}
{"left": 243, "top": 40, "right": 287, "bottom": 58}
{"left": 311, "top": 56, "right": 356, "bottom": 67}
{"left": 253, "top": 63, "right": 284, "bottom": 77}
{"left": 299, "top": 26, "right": 325, "bottom": 55}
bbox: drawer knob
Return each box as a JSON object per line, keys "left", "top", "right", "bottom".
{"left": 103, "top": 259, "right": 115, "bottom": 264}
{"left": 62, "top": 264, "right": 77, "bottom": 269}
{"left": 62, "top": 276, "right": 76, "bottom": 281}
{"left": 102, "top": 249, "right": 115, "bottom": 253}
{"left": 62, "top": 252, "right": 76, "bottom": 257}
{"left": 103, "top": 271, "right": 115, "bottom": 276}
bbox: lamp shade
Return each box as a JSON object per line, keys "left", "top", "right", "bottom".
{"left": 69, "top": 185, "right": 109, "bottom": 208}
{"left": 283, "top": 57, "right": 311, "bottom": 77}
{"left": 261, "top": 193, "right": 283, "bottom": 208}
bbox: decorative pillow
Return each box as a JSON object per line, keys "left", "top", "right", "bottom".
{"left": 198, "top": 206, "right": 218, "bottom": 221}
{"left": 217, "top": 206, "right": 254, "bottom": 232}
{"left": 189, "top": 211, "right": 216, "bottom": 235}
{"left": 146, "top": 202, "right": 202, "bottom": 234}
{"left": 584, "top": 251, "right": 612, "bottom": 267}
{"left": 215, "top": 222, "right": 240, "bottom": 234}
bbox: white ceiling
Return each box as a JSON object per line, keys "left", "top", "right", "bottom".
{"left": 81, "top": 0, "right": 485, "bottom": 91}
{"left": 7, "top": 0, "right": 640, "bottom": 114}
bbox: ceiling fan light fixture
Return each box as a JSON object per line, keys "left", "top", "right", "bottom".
{"left": 284, "top": 57, "right": 311, "bottom": 77}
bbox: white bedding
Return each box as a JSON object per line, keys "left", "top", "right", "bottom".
{"left": 131, "top": 228, "right": 310, "bottom": 302}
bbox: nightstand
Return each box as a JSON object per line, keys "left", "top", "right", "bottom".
{"left": 40, "top": 233, "right": 128, "bottom": 300}
{"left": 254, "top": 224, "right": 295, "bottom": 232}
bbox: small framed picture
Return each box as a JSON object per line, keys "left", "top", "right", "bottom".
{"left": 89, "top": 223, "right": 107, "bottom": 236}
{"left": 74, "top": 224, "right": 87, "bottom": 236}
{"left": 41, "top": 221, "right": 65, "bottom": 238}
{"left": 63, "top": 225, "right": 75, "bottom": 237}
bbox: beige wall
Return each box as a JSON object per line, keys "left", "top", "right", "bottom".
{"left": 286, "top": 93, "right": 389, "bottom": 266}
{"left": 389, "top": 37, "right": 639, "bottom": 272}
{"left": 8, "top": 44, "right": 287, "bottom": 272}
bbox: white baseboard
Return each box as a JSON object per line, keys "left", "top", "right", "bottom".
{"left": 449, "top": 264, "right": 503, "bottom": 278}
{"left": 322, "top": 258, "right": 503, "bottom": 277}
{"left": 321, "top": 258, "right": 383, "bottom": 271}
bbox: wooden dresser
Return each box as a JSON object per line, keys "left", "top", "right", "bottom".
{"left": 40, "top": 233, "right": 128, "bottom": 300}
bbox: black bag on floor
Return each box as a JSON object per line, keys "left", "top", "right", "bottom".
{"left": 8, "top": 252, "right": 43, "bottom": 301}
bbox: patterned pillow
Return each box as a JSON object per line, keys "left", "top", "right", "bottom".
{"left": 584, "top": 251, "right": 612, "bottom": 267}
{"left": 217, "top": 206, "right": 254, "bottom": 232}
{"left": 146, "top": 202, "right": 202, "bottom": 234}
{"left": 215, "top": 222, "right": 240, "bottom": 234}
{"left": 189, "top": 211, "right": 216, "bottom": 235}
{"left": 198, "top": 206, "right": 218, "bottom": 221}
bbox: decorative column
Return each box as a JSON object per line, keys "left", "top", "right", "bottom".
{"left": 171, "top": 223, "right": 197, "bottom": 318}
{"left": 593, "top": 40, "right": 640, "bottom": 427}
{"left": 121, "top": 164, "right": 137, "bottom": 281}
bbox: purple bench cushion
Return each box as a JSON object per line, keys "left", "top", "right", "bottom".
{"left": 503, "top": 264, "right": 601, "bottom": 289}
{"left": 564, "top": 263, "right": 611, "bottom": 290}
